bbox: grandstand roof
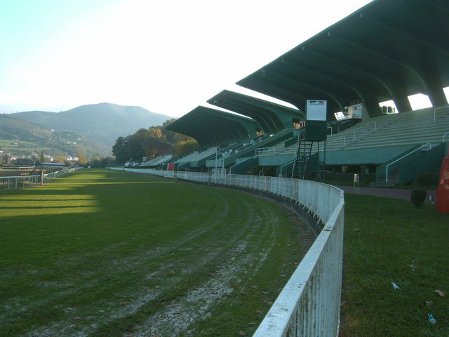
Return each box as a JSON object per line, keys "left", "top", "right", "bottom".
{"left": 237, "top": 0, "right": 449, "bottom": 118}
{"left": 207, "top": 90, "right": 304, "bottom": 134}
{"left": 165, "top": 106, "right": 259, "bottom": 147}
{"left": 145, "top": 136, "right": 174, "bottom": 152}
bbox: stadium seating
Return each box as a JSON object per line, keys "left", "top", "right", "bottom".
{"left": 254, "top": 105, "right": 449, "bottom": 164}
{"left": 171, "top": 105, "right": 449, "bottom": 184}
{"left": 141, "top": 154, "right": 173, "bottom": 168}
{"left": 205, "top": 128, "right": 295, "bottom": 169}
{"left": 176, "top": 147, "right": 218, "bottom": 169}
{"left": 342, "top": 106, "right": 449, "bottom": 150}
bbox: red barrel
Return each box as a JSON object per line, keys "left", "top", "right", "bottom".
{"left": 436, "top": 156, "right": 449, "bottom": 213}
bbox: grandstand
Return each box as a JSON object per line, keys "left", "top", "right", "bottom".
{"left": 162, "top": 0, "right": 449, "bottom": 187}
{"left": 253, "top": 105, "right": 449, "bottom": 183}
{"left": 165, "top": 103, "right": 448, "bottom": 184}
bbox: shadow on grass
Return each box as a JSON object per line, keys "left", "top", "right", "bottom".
{"left": 0, "top": 169, "right": 183, "bottom": 335}
{"left": 0, "top": 169, "right": 305, "bottom": 337}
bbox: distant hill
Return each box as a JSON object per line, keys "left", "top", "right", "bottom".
{"left": 0, "top": 114, "right": 49, "bottom": 143}
{"left": 11, "top": 103, "right": 171, "bottom": 154}
{"left": 0, "top": 114, "right": 96, "bottom": 158}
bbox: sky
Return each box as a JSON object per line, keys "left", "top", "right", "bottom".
{"left": 0, "top": 0, "right": 385, "bottom": 117}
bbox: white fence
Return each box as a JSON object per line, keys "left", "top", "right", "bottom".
{"left": 0, "top": 168, "right": 80, "bottom": 191}
{"left": 117, "top": 168, "right": 344, "bottom": 337}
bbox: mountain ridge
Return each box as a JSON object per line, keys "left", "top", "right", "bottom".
{"left": 8, "top": 102, "right": 172, "bottom": 155}
{"left": 0, "top": 114, "right": 97, "bottom": 159}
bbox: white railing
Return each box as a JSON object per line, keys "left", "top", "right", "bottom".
{"left": 44, "top": 167, "right": 80, "bottom": 180}
{"left": 256, "top": 146, "right": 284, "bottom": 155}
{"left": 443, "top": 131, "right": 449, "bottom": 143}
{"left": 117, "top": 168, "right": 344, "bottom": 337}
{"left": 385, "top": 143, "right": 432, "bottom": 183}
{"left": 279, "top": 159, "right": 296, "bottom": 178}
{"left": 0, "top": 168, "right": 80, "bottom": 191}
{"left": 341, "top": 120, "right": 379, "bottom": 146}
{"left": 0, "top": 174, "right": 43, "bottom": 190}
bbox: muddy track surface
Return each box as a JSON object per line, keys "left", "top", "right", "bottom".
{"left": 0, "top": 170, "right": 312, "bottom": 337}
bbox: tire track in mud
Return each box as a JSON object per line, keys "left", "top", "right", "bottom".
{"left": 131, "top": 195, "right": 285, "bottom": 337}
{"left": 15, "top": 188, "right": 302, "bottom": 337}
{"left": 4, "top": 199, "right": 226, "bottom": 336}
{"left": 108, "top": 193, "right": 268, "bottom": 336}
{"left": 134, "top": 243, "right": 254, "bottom": 337}
{"left": 17, "top": 191, "right": 252, "bottom": 336}
{"left": 5, "top": 195, "right": 232, "bottom": 331}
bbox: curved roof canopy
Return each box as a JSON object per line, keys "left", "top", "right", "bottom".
{"left": 237, "top": 0, "right": 449, "bottom": 118}
{"left": 207, "top": 90, "right": 304, "bottom": 134}
{"left": 165, "top": 106, "right": 259, "bottom": 147}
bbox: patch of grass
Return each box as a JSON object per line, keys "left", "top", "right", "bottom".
{"left": 0, "top": 169, "right": 304, "bottom": 337}
{"left": 340, "top": 194, "right": 449, "bottom": 337}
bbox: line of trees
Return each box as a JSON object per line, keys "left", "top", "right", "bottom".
{"left": 112, "top": 119, "right": 198, "bottom": 164}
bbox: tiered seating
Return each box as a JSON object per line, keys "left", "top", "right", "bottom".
{"left": 204, "top": 129, "right": 294, "bottom": 168}
{"left": 255, "top": 116, "right": 392, "bottom": 157}
{"left": 222, "top": 129, "right": 295, "bottom": 167}
{"left": 176, "top": 147, "right": 218, "bottom": 168}
{"left": 324, "top": 114, "right": 398, "bottom": 151}
{"left": 346, "top": 106, "right": 449, "bottom": 149}
{"left": 322, "top": 106, "right": 449, "bottom": 165}
{"left": 256, "top": 105, "right": 449, "bottom": 164}
{"left": 142, "top": 155, "right": 173, "bottom": 167}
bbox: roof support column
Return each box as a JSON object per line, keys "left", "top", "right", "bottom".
{"left": 394, "top": 95, "right": 412, "bottom": 113}
{"left": 427, "top": 86, "right": 448, "bottom": 107}
{"left": 423, "top": 70, "right": 448, "bottom": 107}
{"left": 364, "top": 100, "right": 383, "bottom": 117}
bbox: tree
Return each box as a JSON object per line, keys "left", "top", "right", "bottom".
{"left": 12, "top": 157, "right": 36, "bottom": 166}
{"left": 112, "top": 136, "right": 129, "bottom": 163}
{"left": 112, "top": 118, "right": 198, "bottom": 164}
{"left": 88, "top": 156, "right": 116, "bottom": 168}
{"left": 127, "top": 129, "right": 149, "bottom": 161}
{"left": 53, "top": 154, "right": 67, "bottom": 164}
{"left": 76, "top": 145, "right": 88, "bottom": 166}
{"left": 148, "top": 126, "right": 163, "bottom": 139}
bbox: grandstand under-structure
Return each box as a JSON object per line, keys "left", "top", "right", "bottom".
{"left": 144, "top": 0, "right": 449, "bottom": 187}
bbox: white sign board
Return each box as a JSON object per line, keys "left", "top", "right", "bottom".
{"left": 347, "top": 103, "right": 364, "bottom": 119}
{"left": 306, "top": 100, "right": 327, "bottom": 121}
{"left": 334, "top": 111, "right": 346, "bottom": 121}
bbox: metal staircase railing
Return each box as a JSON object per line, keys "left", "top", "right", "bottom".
{"left": 385, "top": 143, "right": 432, "bottom": 183}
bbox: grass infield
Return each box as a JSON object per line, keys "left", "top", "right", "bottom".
{"left": 340, "top": 194, "right": 449, "bottom": 337}
{"left": 0, "top": 169, "right": 306, "bottom": 337}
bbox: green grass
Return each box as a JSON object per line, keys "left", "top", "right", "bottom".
{"left": 5, "top": 170, "right": 445, "bottom": 336}
{"left": 340, "top": 194, "right": 449, "bottom": 337}
{"left": 0, "top": 169, "right": 304, "bottom": 337}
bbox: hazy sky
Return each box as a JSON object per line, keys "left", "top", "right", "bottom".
{"left": 0, "top": 0, "right": 379, "bottom": 117}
